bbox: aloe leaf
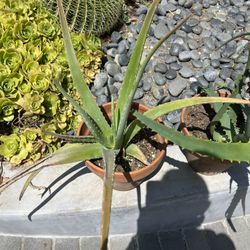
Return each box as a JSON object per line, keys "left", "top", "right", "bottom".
{"left": 56, "top": 0, "right": 113, "bottom": 146}
{"left": 134, "top": 111, "right": 250, "bottom": 162}
{"left": 55, "top": 81, "right": 107, "bottom": 145}
{"left": 46, "top": 143, "right": 102, "bottom": 166}
{"left": 125, "top": 143, "right": 149, "bottom": 165}
{"left": 100, "top": 148, "right": 116, "bottom": 250}
{"left": 114, "top": 0, "right": 160, "bottom": 149}
{"left": 19, "top": 169, "right": 41, "bottom": 201}
{"left": 43, "top": 131, "right": 97, "bottom": 143}
{"left": 124, "top": 97, "right": 250, "bottom": 147}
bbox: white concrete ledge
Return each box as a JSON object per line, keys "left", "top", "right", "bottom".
{"left": 0, "top": 146, "right": 249, "bottom": 236}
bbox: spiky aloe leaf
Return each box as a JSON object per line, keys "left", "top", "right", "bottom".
{"left": 114, "top": 0, "right": 160, "bottom": 149}
{"left": 43, "top": 131, "right": 97, "bottom": 143}
{"left": 54, "top": 81, "right": 107, "bottom": 145}
{"left": 100, "top": 148, "right": 116, "bottom": 250}
{"left": 56, "top": 0, "right": 113, "bottom": 147}
{"left": 125, "top": 143, "right": 149, "bottom": 165}
{"left": 124, "top": 97, "right": 250, "bottom": 147}
{"left": 134, "top": 111, "right": 250, "bottom": 162}
{"left": 46, "top": 143, "right": 102, "bottom": 165}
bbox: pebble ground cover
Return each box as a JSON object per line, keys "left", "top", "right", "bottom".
{"left": 92, "top": 0, "right": 250, "bottom": 130}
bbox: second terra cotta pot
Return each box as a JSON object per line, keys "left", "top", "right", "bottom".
{"left": 180, "top": 90, "right": 233, "bottom": 175}
{"left": 77, "top": 102, "right": 167, "bottom": 191}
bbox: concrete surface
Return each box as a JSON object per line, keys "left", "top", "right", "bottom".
{"left": 0, "top": 145, "right": 249, "bottom": 249}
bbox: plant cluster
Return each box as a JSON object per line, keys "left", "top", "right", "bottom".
{"left": 0, "top": 0, "right": 103, "bottom": 166}
{"left": 203, "top": 38, "right": 250, "bottom": 144}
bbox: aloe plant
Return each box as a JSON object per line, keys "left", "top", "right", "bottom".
{"left": 201, "top": 34, "right": 250, "bottom": 144}
{"left": 1, "top": 1, "right": 250, "bottom": 249}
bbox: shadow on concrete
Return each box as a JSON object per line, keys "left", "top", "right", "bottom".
{"left": 225, "top": 163, "right": 250, "bottom": 232}
{"left": 28, "top": 162, "right": 90, "bottom": 220}
{"left": 127, "top": 156, "right": 236, "bottom": 249}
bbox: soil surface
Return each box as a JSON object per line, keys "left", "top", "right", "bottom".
{"left": 91, "top": 128, "right": 163, "bottom": 172}
{"left": 183, "top": 104, "right": 216, "bottom": 140}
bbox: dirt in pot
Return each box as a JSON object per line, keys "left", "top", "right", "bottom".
{"left": 91, "top": 128, "right": 162, "bottom": 172}
{"left": 184, "top": 104, "right": 216, "bottom": 140}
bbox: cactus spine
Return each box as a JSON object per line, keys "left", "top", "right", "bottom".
{"left": 44, "top": 0, "right": 124, "bottom": 36}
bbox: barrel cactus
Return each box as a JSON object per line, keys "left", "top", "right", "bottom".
{"left": 44, "top": 0, "right": 124, "bottom": 36}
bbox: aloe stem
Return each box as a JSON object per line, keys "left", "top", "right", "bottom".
{"left": 100, "top": 148, "right": 116, "bottom": 250}
{"left": 136, "top": 13, "right": 192, "bottom": 83}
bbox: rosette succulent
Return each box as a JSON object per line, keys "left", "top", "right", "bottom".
{"left": 0, "top": 0, "right": 103, "bottom": 166}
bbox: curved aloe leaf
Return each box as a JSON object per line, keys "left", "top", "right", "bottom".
{"left": 43, "top": 131, "right": 97, "bottom": 143}
{"left": 114, "top": 0, "right": 160, "bottom": 149}
{"left": 46, "top": 143, "right": 102, "bottom": 165}
{"left": 134, "top": 111, "right": 250, "bottom": 162}
{"left": 55, "top": 81, "right": 107, "bottom": 145}
{"left": 56, "top": 0, "right": 113, "bottom": 147}
{"left": 126, "top": 143, "right": 149, "bottom": 165}
{"left": 124, "top": 97, "right": 250, "bottom": 147}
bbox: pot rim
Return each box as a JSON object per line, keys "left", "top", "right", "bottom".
{"left": 77, "top": 102, "right": 167, "bottom": 178}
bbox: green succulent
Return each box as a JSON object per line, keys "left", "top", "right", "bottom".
{"left": 0, "top": 0, "right": 102, "bottom": 166}
{"left": 0, "top": 98, "right": 17, "bottom": 122}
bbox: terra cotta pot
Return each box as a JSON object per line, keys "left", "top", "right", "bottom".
{"left": 77, "top": 102, "right": 167, "bottom": 191}
{"left": 180, "top": 90, "right": 233, "bottom": 175}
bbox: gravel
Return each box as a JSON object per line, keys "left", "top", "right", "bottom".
{"left": 92, "top": 0, "right": 250, "bottom": 127}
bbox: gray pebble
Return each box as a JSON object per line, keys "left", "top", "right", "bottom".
{"left": 166, "top": 69, "right": 177, "bottom": 80}
{"left": 105, "top": 62, "right": 121, "bottom": 77}
{"left": 204, "top": 68, "right": 219, "bottom": 82}
{"left": 168, "top": 78, "right": 187, "bottom": 96}
{"left": 94, "top": 72, "right": 108, "bottom": 89}
{"left": 179, "top": 66, "right": 194, "bottom": 78}
{"left": 154, "top": 63, "right": 168, "bottom": 73}
{"left": 154, "top": 21, "right": 169, "bottom": 39}
{"left": 142, "top": 76, "right": 152, "bottom": 91}
{"left": 169, "top": 62, "right": 182, "bottom": 71}
{"left": 211, "top": 59, "right": 220, "bottom": 68}
{"left": 179, "top": 51, "right": 192, "bottom": 62}
{"left": 118, "top": 54, "right": 129, "bottom": 66}
{"left": 165, "top": 55, "right": 177, "bottom": 64}
{"left": 167, "top": 110, "right": 181, "bottom": 124}
{"left": 169, "top": 43, "right": 184, "bottom": 56}
{"left": 192, "top": 25, "right": 202, "bottom": 35}
{"left": 111, "top": 31, "right": 122, "bottom": 43}
{"left": 136, "top": 5, "right": 148, "bottom": 16}
{"left": 114, "top": 73, "right": 124, "bottom": 82}
{"left": 154, "top": 72, "right": 166, "bottom": 86}
{"left": 188, "top": 39, "right": 199, "bottom": 50}
{"left": 192, "top": 60, "right": 203, "bottom": 68}
{"left": 133, "top": 88, "right": 144, "bottom": 100}
{"left": 220, "top": 68, "right": 232, "bottom": 80}
{"left": 152, "top": 87, "right": 165, "bottom": 100}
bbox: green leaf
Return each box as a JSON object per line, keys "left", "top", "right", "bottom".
{"left": 114, "top": 0, "right": 160, "bottom": 149}
{"left": 43, "top": 131, "right": 97, "bottom": 143}
{"left": 54, "top": 81, "right": 108, "bottom": 145}
{"left": 124, "top": 97, "right": 250, "bottom": 147}
{"left": 134, "top": 111, "right": 250, "bottom": 162}
{"left": 56, "top": 0, "right": 113, "bottom": 147}
{"left": 125, "top": 143, "right": 149, "bottom": 165}
{"left": 46, "top": 143, "right": 102, "bottom": 166}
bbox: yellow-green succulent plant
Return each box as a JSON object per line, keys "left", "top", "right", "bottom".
{"left": 0, "top": 0, "right": 103, "bottom": 166}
